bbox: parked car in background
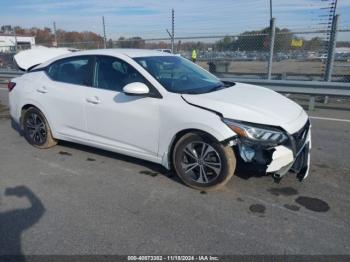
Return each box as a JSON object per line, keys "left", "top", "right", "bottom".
{"left": 9, "top": 48, "right": 311, "bottom": 190}
{"left": 155, "top": 49, "right": 172, "bottom": 53}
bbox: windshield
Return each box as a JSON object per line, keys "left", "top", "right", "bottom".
{"left": 134, "top": 56, "right": 229, "bottom": 94}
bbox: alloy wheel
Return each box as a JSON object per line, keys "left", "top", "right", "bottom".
{"left": 180, "top": 142, "right": 222, "bottom": 184}
{"left": 25, "top": 112, "right": 47, "bottom": 145}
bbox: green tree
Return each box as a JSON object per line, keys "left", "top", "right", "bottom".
{"left": 303, "top": 37, "right": 324, "bottom": 51}
{"left": 216, "top": 36, "right": 234, "bottom": 51}
{"left": 215, "top": 27, "right": 294, "bottom": 52}
{"left": 116, "top": 37, "right": 145, "bottom": 48}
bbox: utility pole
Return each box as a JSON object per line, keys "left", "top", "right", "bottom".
{"left": 53, "top": 21, "right": 58, "bottom": 47}
{"left": 102, "top": 16, "right": 107, "bottom": 49}
{"left": 267, "top": 0, "right": 275, "bottom": 79}
{"left": 13, "top": 27, "right": 18, "bottom": 52}
{"left": 166, "top": 9, "right": 175, "bottom": 53}
{"left": 171, "top": 8, "right": 174, "bottom": 53}
{"left": 324, "top": 0, "right": 338, "bottom": 82}
{"left": 322, "top": 0, "right": 338, "bottom": 104}
{"left": 267, "top": 17, "right": 276, "bottom": 80}
{"left": 324, "top": 14, "right": 339, "bottom": 82}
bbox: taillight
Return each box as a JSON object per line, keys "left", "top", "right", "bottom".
{"left": 7, "top": 81, "right": 16, "bottom": 92}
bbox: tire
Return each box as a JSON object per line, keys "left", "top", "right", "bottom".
{"left": 172, "top": 132, "right": 236, "bottom": 191}
{"left": 22, "top": 107, "right": 57, "bottom": 149}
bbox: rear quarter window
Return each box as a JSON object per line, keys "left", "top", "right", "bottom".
{"left": 47, "top": 56, "right": 91, "bottom": 86}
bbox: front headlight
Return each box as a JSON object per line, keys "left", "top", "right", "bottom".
{"left": 223, "top": 118, "right": 287, "bottom": 144}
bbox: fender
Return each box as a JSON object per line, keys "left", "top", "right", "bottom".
{"left": 19, "top": 100, "right": 56, "bottom": 137}
{"left": 159, "top": 121, "right": 237, "bottom": 169}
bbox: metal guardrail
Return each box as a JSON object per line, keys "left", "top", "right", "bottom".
{"left": 0, "top": 70, "right": 23, "bottom": 83}
{"left": 221, "top": 78, "right": 350, "bottom": 95}
{"left": 222, "top": 78, "right": 350, "bottom": 110}
{"left": 216, "top": 72, "right": 350, "bottom": 81}
{"left": 1, "top": 71, "right": 350, "bottom": 110}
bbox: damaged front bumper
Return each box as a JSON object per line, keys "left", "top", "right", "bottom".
{"left": 234, "top": 120, "right": 311, "bottom": 181}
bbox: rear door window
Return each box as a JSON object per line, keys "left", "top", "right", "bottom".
{"left": 47, "top": 56, "right": 93, "bottom": 86}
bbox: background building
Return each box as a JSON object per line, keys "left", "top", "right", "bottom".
{"left": 0, "top": 35, "right": 35, "bottom": 53}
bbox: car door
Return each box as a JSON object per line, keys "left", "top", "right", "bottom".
{"left": 42, "top": 55, "right": 93, "bottom": 140}
{"left": 85, "top": 55, "right": 161, "bottom": 160}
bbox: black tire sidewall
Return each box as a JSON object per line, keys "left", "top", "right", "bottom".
{"left": 173, "top": 133, "right": 232, "bottom": 190}
{"left": 23, "top": 108, "right": 48, "bottom": 146}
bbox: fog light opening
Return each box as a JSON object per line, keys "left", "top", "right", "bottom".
{"left": 239, "top": 144, "right": 255, "bottom": 162}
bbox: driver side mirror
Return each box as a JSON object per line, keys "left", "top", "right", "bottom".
{"left": 123, "top": 82, "right": 150, "bottom": 96}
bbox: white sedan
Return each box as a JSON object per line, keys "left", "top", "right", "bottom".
{"left": 9, "top": 48, "right": 311, "bottom": 190}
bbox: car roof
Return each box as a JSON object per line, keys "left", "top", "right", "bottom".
{"left": 71, "top": 48, "right": 174, "bottom": 58}
{"left": 34, "top": 48, "right": 174, "bottom": 70}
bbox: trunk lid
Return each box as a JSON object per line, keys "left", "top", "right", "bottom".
{"left": 14, "top": 46, "right": 72, "bottom": 71}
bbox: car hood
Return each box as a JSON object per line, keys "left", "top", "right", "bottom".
{"left": 182, "top": 82, "right": 308, "bottom": 134}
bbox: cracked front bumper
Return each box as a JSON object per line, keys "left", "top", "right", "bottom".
{"left": 267, "top": 124, "right": 311, "bottom": 180}
{"left": 234, "top": 120, "right": 311, "bottom": 180}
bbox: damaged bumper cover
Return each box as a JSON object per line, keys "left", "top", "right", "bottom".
{"left": 234, "top": 120, "right": 311, "bottom": 180}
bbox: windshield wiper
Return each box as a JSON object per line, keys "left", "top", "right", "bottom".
{"left": 179, "top": 82, "right": 231, "bottom": 94}
{"left": 180, "top": 90, "right": 202, "bottom": 94}
{"left": 208, "top": 81, "right": 234, "bottom": 92}
{"left": 222, "top": 81, "right": 235, "bottom": 87}
{"left": 208, "top": 84, "right": 226, "bottom": 92}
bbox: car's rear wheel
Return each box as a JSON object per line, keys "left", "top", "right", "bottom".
{"left": 23, "top": 107, "right": 57, "bottom": 149}
{"left": 172, "top": 132, "right": 236, "bottom": 191}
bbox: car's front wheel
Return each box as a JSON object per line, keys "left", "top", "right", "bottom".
{"left": 23, "top": 107, "right": 57, "bottom": 149}
{"left": 173, "top": 132, "right": 236, "bottom": 191}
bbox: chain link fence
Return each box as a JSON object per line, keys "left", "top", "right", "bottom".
{"left": 0, "top": 48, "right": 17, "bottom": 70}
{"left": 1, "top": 28, "right": 349, "bottom": 82}
{"left": 334, "top": 34, "right": 350, "bottom": 82}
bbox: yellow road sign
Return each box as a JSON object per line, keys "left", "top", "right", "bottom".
{"left": 291, "top": 39, "right": 303, "bottom": 48}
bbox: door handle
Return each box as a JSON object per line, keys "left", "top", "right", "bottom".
{"left": 86, "top": 96, "right": 100, "bottom": 104}
{"left": 36, "top": 86, "right": 48, "bottom": 94}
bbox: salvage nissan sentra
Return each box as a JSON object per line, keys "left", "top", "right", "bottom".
{"left": 9, "top": 48, "right": 311, "bottom": 190}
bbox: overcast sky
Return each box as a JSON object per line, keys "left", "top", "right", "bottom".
{"left": 1, "top": 0, "right": 349, "bottom": 40}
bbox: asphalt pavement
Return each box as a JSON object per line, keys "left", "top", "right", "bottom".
{"left": 0, "top": 85, "right": 350, "bottom": 256}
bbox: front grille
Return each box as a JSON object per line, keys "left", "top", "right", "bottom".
{"left": 292, "top": 120, "right": 310, "bottom": 154}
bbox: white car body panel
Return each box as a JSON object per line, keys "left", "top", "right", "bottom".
{"left": 182, "top": 83, "right": 308, "bottom": 134}
{"left": 266, "top": 146, "right": 294, "bottom": 172}
{"left": 39, "top": 73, "right": 88, "bottom": 139}
{"left": 267, "top": 123, "right": 311, "bottom": 175}
{"left": 157, "top": 94, "right": 235, "bottom": 168}
{"left": 85, "top": 87, "right": 160, "bottom": 159}
{"left": 9, "top": 48, "right": 310, "bottom": 180}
